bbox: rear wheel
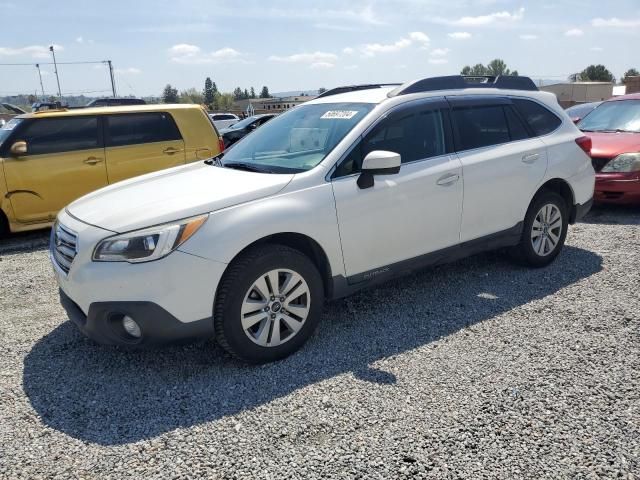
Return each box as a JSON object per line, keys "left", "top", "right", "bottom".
{"left": 0, "top": 211, "right": 9, "bottom": 239}
{"left": 512, "top": 191, "right": 568, "bottom": 267}
{"left": 214, "top": 244, "right": 324, "bottom": 363}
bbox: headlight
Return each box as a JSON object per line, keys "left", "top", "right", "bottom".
{"left": 601, "top": 153, "right": 640, "bottom": 173}
{"left": 93, "top": 215, "right": 208, "bottom": 263}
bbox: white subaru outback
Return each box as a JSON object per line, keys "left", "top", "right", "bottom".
{"left": 51, "top": 75, "right": 595, "bottom": 363}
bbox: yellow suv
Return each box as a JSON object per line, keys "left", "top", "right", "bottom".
{"left": 0, "top": 104, "right": 223, "bottom": 235}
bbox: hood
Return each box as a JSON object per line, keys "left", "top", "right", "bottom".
{"left": 67, "top": 162, "right": 293, "bottom": 232}
{"left": 585, "top": 131, "right": 640, "bottom": 158}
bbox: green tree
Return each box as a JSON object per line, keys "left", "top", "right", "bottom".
{"left": 461, "top": 60, "right": 518, "bottom": 77}
{"left": 461, "top": 64, "right": 488, "bottom": 76}
{"left": 318, "top": 87, "right": 327, "bottom": 94}
{"left": 259, "top": 86, "right": 270, "bottom": 98}
{"left": 162, "top": 84, "right": 179, "bottom": 103}
{"left": 580, "top": 64, "right": 615, "bottom": 82}
{"left": 179, "top": 88, "right": 204, "bottom": 104}
{"left": 218, "top": 93, "right": 234, "bottom": 110}
{"left": 233, "top": 87, "right": 243, "bottom": 100}
{"left": 203, "top": 77, "right": 215, "bottom": 108}
{"left": 249, "top": 87, "right": 256, "bottom": 99}
{"left": 622, "top": 68, "right": 639, "bottom": 84}
{"left": 243, "top": 88, "right": 249, "bottom": 100}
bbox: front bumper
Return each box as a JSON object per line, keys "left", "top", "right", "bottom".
{"left": 594, "top": 173, "right": 640, "bottom": 205}
{"left": 60, "top": 290, "right": 214, "bottom": 346}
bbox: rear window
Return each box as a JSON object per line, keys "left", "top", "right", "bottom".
{"left": 512, "top": 99, "right": 562, "bottom": 136}
{"left": 106, "top": 112, "right": 182, "bottom": 147}
{"left": 453, "top": 105, "right": 510, "bottom": 150}
{"left": 18, "top": 116, "right": 99, "bottom": 155}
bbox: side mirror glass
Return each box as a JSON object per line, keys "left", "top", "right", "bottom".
{"left": 10, "top": 140, "right": 27, "bottom": 156}
{"left": 357, "top": 150, "right": 401, "bottom": 189}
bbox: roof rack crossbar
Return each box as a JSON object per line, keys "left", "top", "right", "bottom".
{"left": 388, "top": 75, "right": 538, "bottom": 97}
{"left": 316, "top": 83, "right": 402, "bottom": 99}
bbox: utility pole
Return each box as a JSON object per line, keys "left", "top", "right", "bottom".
{"left": 107, "top": 60, "right": 117, "bottom": 97}
{"left": 35, "top": 63, "right": 45, "bottom": 99}
{"left": 49, "top": 45, "right": 62, "bottom": 98}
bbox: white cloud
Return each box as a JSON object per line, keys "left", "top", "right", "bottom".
{"left": 0, "top": 44, "right": 63, "bottom": 58}
{"left": 565, "top": 28, "right": 584, "bottom": 37}
{"left": 75, "top": 36, "right": 83, "bottom": 44}
{"left": 443, "top": 7, "right": 524, "bottom": 26}
{"left": 115, "top": 67, "right": 141, "bottom": 75}
{"left": 342, "top": 47, "right": 355, "bottom": 55}
{"left": 519, "top": 34, "right": 538, "bottom": 40}
{"left": 168, "top": 44, "right": 244, "bottom": 64}
{"left": 448, "top": 32, "right": 472, "bottom": 39}
{"left": 592, "top": 17, "right": 640, "bottom": 28}
{"left": 361, "top": 38, "right": 412, "bottom": 57}
{"left": 428, "top": 58, "right": 448, "bottom": 65}
{"left": 344, "top": 65, "right": 359, "bottom": 70}
{"left": 310, "top": 62, "right": 334, "bottom": 69}
{"left": 269, "top": 51, "right": 337, "bottom": 64}
{"left": 409, "top": 31, "right": 430, "bottom": 46}
{"left": 590, "top": 46, "right": 604, "bottom": 52}
{"left": 430, "top": 48, "right": 450, "bottom": 57}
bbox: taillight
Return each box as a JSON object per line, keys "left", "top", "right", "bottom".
{"left": 575, "top": 136, "right": 592, "bottom": 155}
{"left": 218, "top": 137, "right": 225, "bottom": 153}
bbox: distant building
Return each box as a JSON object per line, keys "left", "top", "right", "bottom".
{"left": 234, "top": 95, "right": 316, "bottom": 114}
{"left": 540, "top": 82, "right": 613, "bottom": 108}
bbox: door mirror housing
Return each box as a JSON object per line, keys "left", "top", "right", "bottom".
{"left": 357, "top": 150, "right": 401, "bottom": 189}
{"left": 10, "top": 140, "right": 27, "bottom": 156}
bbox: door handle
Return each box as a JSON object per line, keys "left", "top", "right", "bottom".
{"left": 163, "top": 147, "right": 182, "bottom": 155}
{"left": 522, "top": 153, "right": 540, "bottom": 164}
{"left": 83, "top": 156, "right": 103, "bottom": 165}
{"left": 436, "top": 173, "right": 460, "bottom": 186}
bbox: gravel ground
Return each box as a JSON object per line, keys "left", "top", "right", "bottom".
{"left": 0, "top": 205, "right": 638, "bottom": 479}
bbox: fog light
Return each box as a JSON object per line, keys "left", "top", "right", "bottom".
{"left": 122, "top": 315, "right": 142, "bottom": 338}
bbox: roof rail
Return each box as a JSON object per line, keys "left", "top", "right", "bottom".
{"left": 316, "top": 83, "right": 402, "bottom": 99}
{"left": 388, "top": 75, "right": 538, "bottom": 97}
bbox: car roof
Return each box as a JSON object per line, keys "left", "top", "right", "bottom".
{"left": 17, "top": 103, "right": 204, "bottom": 119}
{"left": 606, "top": 93, "right": 640, "bottom": 102}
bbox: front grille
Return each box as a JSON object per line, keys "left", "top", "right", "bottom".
{"left": 591, "top": 156, "right": 611, "bottom": 172}
{"left": 52, "top": 223, "right": 78, "bottom": 274}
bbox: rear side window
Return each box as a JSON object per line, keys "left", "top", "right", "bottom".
{"left": 106, "top": 112, "right": 182, "bottom": 147}
{"left": 512, "top": 99, "right": 561, "bottom": 136}
{"left": 19, "top": 116, "right": 99, "bottom": 155}
{"left": 504, "top": 106, "right": 530, "bottom": 141}
{"left": 452, "top": 105, "right": 510, "bottom": 150}
{"left": 212, "top": 114, "right": 235, "bottom": 120}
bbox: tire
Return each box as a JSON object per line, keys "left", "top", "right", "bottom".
{"left": 512, "top": 190, "right": 569, "bottom": 267}
{"left": 214, "top": 244, "right": 324, "bottom": 364}
{"left": 0, "top": 211, "right": 8, "bottom": 239}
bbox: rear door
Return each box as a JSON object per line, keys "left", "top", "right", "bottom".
{"left": 448, "top": 96, "right": 547, "bottom": 242}
{"left": 3, "top": 115, "right": 107, "bottom": 223}
{"left": 104, "top": 112, "right": 186, "bottom": 183}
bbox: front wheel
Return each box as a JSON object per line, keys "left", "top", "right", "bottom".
{"left": 512, "top": 191, "right": 568, "bottom": 267}
{"left": 214, "top": 245, "right": 324, "bottom": 363}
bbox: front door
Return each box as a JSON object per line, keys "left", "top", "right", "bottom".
{"left": 331, "top": 98, "right": 463, "bottom": 280}
{"left": 3, "top": 116, "right": 107, "bottom": 223}
{"left": 104, "top": 112, "right": 186, "bottom": 183}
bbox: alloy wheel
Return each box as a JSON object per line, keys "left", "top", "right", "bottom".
{"left": 530, "top": 203, "right": 563, "bottom": 257}
{"left": 241, "top": 269, "right": 311, "bottom": 347}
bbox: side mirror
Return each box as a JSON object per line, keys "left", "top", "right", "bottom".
{"left": 10, "top": 140, "right": 27, "bottom": 156}
{"left": 357, "top": 150, "right": 401, "bottom": 189}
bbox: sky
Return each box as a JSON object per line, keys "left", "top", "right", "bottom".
{"left": 0, "top": 0, "right": 638, "bottom": 98}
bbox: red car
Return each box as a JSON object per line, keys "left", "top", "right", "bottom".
{"left": 578, "top": 93, "right": 640, "bottom": 204}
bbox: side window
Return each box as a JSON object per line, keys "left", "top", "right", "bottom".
{"left": 512, "top": 99, "right": 562, "bottom": 136}
{"left": 106, "top": 112, "right": 182, "bottom": 147}
{"left": 504, "top": 106, "right": 530, "bottom": 141}
{"left": 452, "top": 105, "right": 511, "bottom": 150}
{"left": 334, "top": 107, "right": 447, "bottom": 177}
{"left": 19, "top": 116, "right": 99, "bottom": 155}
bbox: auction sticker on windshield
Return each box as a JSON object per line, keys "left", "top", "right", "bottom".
{"left": 321, "top": 110, "right": 359, "bottom": 120}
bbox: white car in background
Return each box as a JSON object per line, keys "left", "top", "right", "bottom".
{"left": 51, "top": 75, "right": 595, "bottom": 363}
{"left": 209, "top": 112, "right": 240, "bottom": 130}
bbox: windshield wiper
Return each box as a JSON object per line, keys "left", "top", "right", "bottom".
{"left": 204, "top": 152, "right": 224, "bottom": 166}
{"left": 223, "top": 162, "right": 272, "bottom": 173}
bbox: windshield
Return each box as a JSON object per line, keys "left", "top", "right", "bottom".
{"left": 578, "top": 100, "right": 640, "bottom": 133}
{"left": 221, "top": 103, "right": 374, "bottom": 173}
{"left": 229, "top": 115, "right": 262, "bottom": 130}
{"left": 0, "top": 118, "right": 22, "bottom": 148}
